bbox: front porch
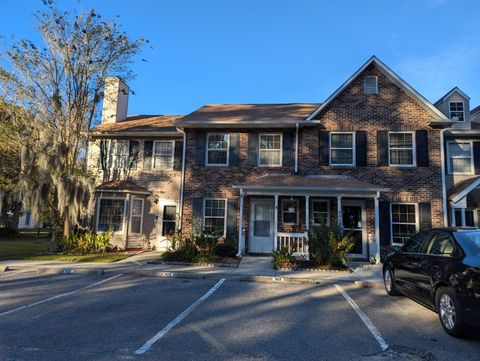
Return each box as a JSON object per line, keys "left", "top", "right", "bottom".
{"left": 233, "top": 174, "right": 389, "bottom": 263}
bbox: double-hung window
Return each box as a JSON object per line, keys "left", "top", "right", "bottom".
{"left": 153, "top": 141, "right": 174, "bottom": 169}
{"left": 282, "top": 199, "right": 299, "bottom": 225}
{"left": 203, "top": 199, "right": 226, "bottom": 235}
{"left": 389, "top": 132, "right": 415, "bottom": 166}
{"left": 206, "top": 134, "right": 229, "bottom": 166}
{"left": 312, "top": 200, "right": 329, "bottom": 226}
{"left": 109, "top": 140, "right": 129, "bottom": 169}
{"left": 390, "top": 203, "right": 418, "bottom": 245}
{"left": 97, "top": 198, "right": 125, "bottom": 232}
{"left": 259, "top": 134, "right": 282, "bottom": 167}
{"left": 447, "top": 141, "right": 473, "bottom": 174}
{"left": 449, "top": 102, "right": 465, "bottom": 121}
{"left": 129, "top": 198, "right": 144, "bottom": 234}
{"left": 330, "top": 132, "right": 355, "bottom": 165}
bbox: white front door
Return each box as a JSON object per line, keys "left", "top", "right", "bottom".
{"left": 342, "top": 201, "right": 367, "bottom": 258}
{"left": 249, "top": 199, "right": 274, "bottom": 254}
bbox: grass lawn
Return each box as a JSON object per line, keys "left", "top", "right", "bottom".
{"left": 0, "top": 239, "right": 133, "bottom": 263}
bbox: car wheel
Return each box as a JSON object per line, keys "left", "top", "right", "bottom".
{"left": 436, "top": 287, "right": 467, "bottom": 337}
{"left": 383, "top": 267, "right": 401, "bottom": 296}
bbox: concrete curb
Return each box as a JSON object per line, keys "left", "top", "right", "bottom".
{"left": 132, "top": 269, "right": 205, "bottom": 279}
{"left": 35, "top": 267, "right": 105, "bottom": 276}
{"left": 240, "top": 275, "right": 323, "bottom": 285}
{"left": 354, "top": 280, "right": 384, "bottom": 289}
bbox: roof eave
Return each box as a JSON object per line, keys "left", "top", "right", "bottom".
{"left": 232, "top": 184, "right": 390, "bottom": 193}
{"left": 90, "top": 131, "right": 182, "bottom": 138}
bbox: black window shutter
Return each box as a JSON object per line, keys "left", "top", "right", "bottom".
{"left": 229, "top": 133, "right": 240, "bottom": 166}
{"left": 318, "top": 131, "right": 330, "bottom": 166}
{"left": 377, "top": 131, "right": 388, "bottom": 166}
{"left": 356, "top": 131, "right": 367, "bottom": 167}
{"left": 173, "top": 140, "right": 183, "bottom": 171}
{"left": 248, "top": 133, "right": 258, "bottom": 166}
{"left": 128, "top": 140, "right": 139, "bottom": 169}
{"left": 282, "top": 132, "right": 294, "bottom": 167}
{"left": 226, "top": 199, "right": 238, "bottom": 239}
{"left": 379, "top": 201, "right": 391, "bottom": 245}
{"left": 474, "top": 142, "right": 480, "bottom": 175}
{"left": 143, "top": 141, "right": 153, "bottom": 170}
{"left": 416, "top": 130, "right": 429, "bottom": 167}
{"left": 419, "top": 202, "right": 432, "bottom": 230}
{"left": 192, "top": 198, "right": 203, "bottom": 233}
{"left": 99, "top": 140, "right": 107, "bottom": 171}
{"left": 195, "top": 133, "right": 206, "bottom": 166}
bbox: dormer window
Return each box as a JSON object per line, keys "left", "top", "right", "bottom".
{"left": 364, "top": 76, "right": 378, "bottom": 95}
{"left": 449, "top": 101, "right": 464, "bottom": 121}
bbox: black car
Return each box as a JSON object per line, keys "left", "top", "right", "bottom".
{"left": 383, "top": 227, "right": 480, "bottom": 337}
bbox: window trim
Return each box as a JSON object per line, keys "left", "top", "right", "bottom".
{"left": 129, "top": 197, "right": 144, "bottom": 235}
{"left": 203, "top": 198, "right": 227, "bottom": 237}
{"left": 311, "top": 199, "right": 330, "bottom": 226}
{"left": 364, "top": 75, "right": 378, "bottom": 95}
{"left": 390, "top": 202, "right": 419, "bottom": 246}
{"left": 258, "top": 133, "right": 283, "bottom": 167}
{"left": 388, "top": 131, "right": 416, "bottom": 167}
{"left": 329, "top": 132, "right": 356, "bottom": 166}
{"left": 96, "top": 196, "right": 127, "bottom": 234}
{"left": 449, "top": 101, "right": 465, "bottom": 122}
{"left": 446, "top": 140, "right": 474, "bottom": 175}
{"left": 206, "top": 133, "right": 230, "bottom": 166}
{"left": 152, "top": 140, "right": 175, "bottom": 170}
{"left": 281, "top": 199, "right": 299, "bottom": 225}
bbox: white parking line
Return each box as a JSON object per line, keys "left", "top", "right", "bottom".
{"left": 0, "top": 274, "right": 123, "bottom": 317}
{"left": 334, "top": 284, "right": 389, "bottom": 351}
{"left": 134, "top": 278, "right": 226, "bottom": 355}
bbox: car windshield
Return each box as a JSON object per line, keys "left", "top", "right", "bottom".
{"left": 454, "top": 231, "right": 480, "bottom": 255}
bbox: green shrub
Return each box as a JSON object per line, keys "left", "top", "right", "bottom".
{"left": 0, "top": 227, "right": 20, "bottom": 238}
{"left": 272, "top": 247, "right": 296, "bottom": 269}
{"left": 62, "top": 230, "right": 111, "bottom": 255}
{"left": 307, "top": 223, "right": 354, "bottom": 267}
{"left": 215, "top": 238, "right": 238, "bottom": 257}
{"left": 162, "top": 237, "right": 198, "bottom": 262}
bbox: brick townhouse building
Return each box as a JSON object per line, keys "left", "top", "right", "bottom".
{"left": 88, "top": 56, "right": 479, "bottom": 261}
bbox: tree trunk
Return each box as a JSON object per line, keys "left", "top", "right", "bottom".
{"left": 63, "top": 218, "right": 72, "bottom": 239}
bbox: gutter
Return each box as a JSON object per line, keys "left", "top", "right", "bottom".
{"left": 295, "top": 122, "right": 299, "bottom": 173}
{"left": 177, "top": 128, "right": 187, "bottom": 229}
{"left": 440, "top": 128, "right": 448, "bottom": 226}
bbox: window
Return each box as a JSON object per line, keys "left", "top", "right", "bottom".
{"left": 259, "top": 134, "right": 282, "bottom": 166}
{"left": 153, "top": 141, "right": 174, "bottom": 169}
{"left": 449, "top": 102, "right": 465, "bottom": 121}
{"left": 129, "top": 198, "right": 144, "bottom": 234}
{"left": 162, "top": 205, "right": 177, "bottom": 236}
{"left": 312, "top": 200, "right": 329, "bottom": 225}
{"left": 25, "top": 212, "right": 31, "bottom": 226}
{"left": 282, "top": 199, "right": 299, "bottom": 225}
{"left": 426, "top": 233, "right": 454, "bottom": 256}
{"left": 97, "top": 198, "right": 125, "bottom": 232}
{"left": 364, "top": 76, "right": 378, "bottom": 95}
{"left": 402, "top": 230, "right": 428, "bottom": 253}
{"left": 391, "top": 203, "right": 418, "bottom": 245}
{"left": 389, "top": 132, "right": 415, "bottom": 166}
{"left": 454, "top": 209, "right": 476, "bottom": 227}
{"left": 207, "top": 134, "right": 229, "bottom": 166}
{"left": 447, "top": 141, "right": 473, "bottom": 174}
{"left": 330, "top": 132, "right": 355, "bottom": 165}
{"left": 203, "top": 199, "right": 226, "bottom": 235}
{"left": 109, "top": 140, "right": 129, "bottom": 169}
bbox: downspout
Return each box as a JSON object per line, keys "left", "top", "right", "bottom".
{"left": 440, "top": 128, "right": 448, "bottom": 226}
{"left": 177, "top": 127, "right": 187, "bottom": 229}
{"left": 295, "top": 122, "right": 299, "bottom": 173}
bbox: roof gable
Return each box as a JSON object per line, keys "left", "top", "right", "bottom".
{"left": 306, "top": 56, "right": 448, "bottom": 121}
{"left": 434, "top": 87, "right": 471, "bottom": 105}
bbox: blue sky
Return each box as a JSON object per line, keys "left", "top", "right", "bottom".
{"left": 1, "top": 0, "right": 479, "bottom": 116}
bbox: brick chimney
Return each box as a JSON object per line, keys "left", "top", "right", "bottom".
{"left": 101, "top": 77, "right": 129, "bottom": 124}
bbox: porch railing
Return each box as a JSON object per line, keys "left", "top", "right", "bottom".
{"left": 277, "top": 232, "right": 308, "bottom": 257}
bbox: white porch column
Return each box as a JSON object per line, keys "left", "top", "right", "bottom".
{"left": 451, "top": 207, "right": 456, "bottom": 227}
{"left": 237, "top": 189, "right": 244, "bottom": 257}
{"left": 274, "top": 194, "right": 279, "bottom": 251}
{"left": 305, "top": 195, "right": 310, "bottom": 230}
{"left": 337, "top": 195, "right": 343, "bottom": 228}
{"left": 374, "top": 195, "right": 381, "bottom": 264}
{"left": 461, "top": 208, "right": 466, "bottom": 227}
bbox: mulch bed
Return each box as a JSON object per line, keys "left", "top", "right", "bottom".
{"left": 276, "top": 260, "right": 353, "bottom": 273}
{"left": 148, "top": 257, "right": 241, "bottom": 268}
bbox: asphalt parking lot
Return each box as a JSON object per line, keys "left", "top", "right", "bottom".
{"left": 0, "top": 270, "right": 479, "bottom": 361}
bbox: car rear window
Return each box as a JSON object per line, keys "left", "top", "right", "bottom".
{"left": 454, "top": 231, "right": 480, "bottom": 255}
